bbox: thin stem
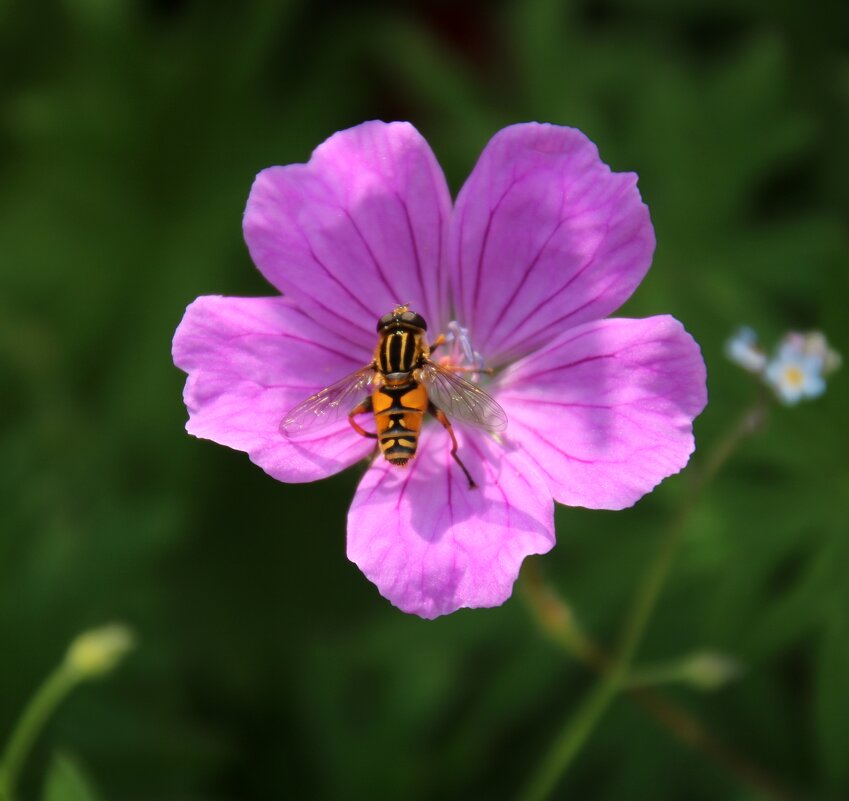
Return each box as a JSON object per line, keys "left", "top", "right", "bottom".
{"left": 521, "top": 566, "right": 798, "bottom": 801}
{"left": 624, "top": 660, "right": 695, "bottom": 689}
{"left": 631, "top": 689, "right": 797, "bottom": 801}
{"left": 0, "top": 624, "right": 132, "bottom": 801}
{"left": 615, "top": 394, "right": 770, "bottom": 678}
{"left": 0, "top": 666, "right": 80, "bottom": 801}
{"left": 518, "top": 561, "right": 605, "bottom": 669}
{"left": 518, "top": 397, "right": 774, "bottom": 801}
{"left": 518, "top": 658, "right": 627, "bottom": 801}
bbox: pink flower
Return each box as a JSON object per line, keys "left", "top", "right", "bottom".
{"left": 172, "top": 122, "right": 707, "bottom": 619}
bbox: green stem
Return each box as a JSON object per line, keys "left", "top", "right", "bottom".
{"left": 518, "top": 560, "right": 605, "bottom": 669}
{"left": 519, "top": 560, "right": 797, "bottom": 801}
{"left": 520, "top": 564, "right": 797, "bottom": 801}
{"left": 624, "top": 660, "right": 694, "bottom": 690}
{"left": 519, "top": 660, "right": 628, "bottom": 801}
{"left": 0, "top": 666, "right": 80, "bottom": 801}
{"left": 518, "top": 397, "right": 769, "bottom": 801}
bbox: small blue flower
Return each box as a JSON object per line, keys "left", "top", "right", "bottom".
{"left": 725, "top": 326, "right": 767, "bottom": 373}
{"left": 764, "top": 341, "right": 826, "bottom": 405}
{"left": 727, "top": 328, "right": 839, "bottom": 405}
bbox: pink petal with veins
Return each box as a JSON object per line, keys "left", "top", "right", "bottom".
{"left": 347, "top": 426, "right": 555, "bottom": 619}
{"left": 498, "top": 315, "right": 707, "bottom": 510}
{"left": 451, "top": 123, "right": 655, "bottom": 366}
{"left": 172, "top": 295, "right": 373, "bottom": 482}
{"left": 243, "top": 121, "right": 453, "bottom": 351}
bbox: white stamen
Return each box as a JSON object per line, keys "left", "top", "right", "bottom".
{"left": 445, "top": 321, "right": 486, "bottom": 380}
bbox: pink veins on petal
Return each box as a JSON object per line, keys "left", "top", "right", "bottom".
{"left": 172, "top": 120, "right": 707, "bottom": 619}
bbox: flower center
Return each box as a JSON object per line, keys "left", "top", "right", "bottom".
{"left": 782, "top": 365, "right": 805, "bottom": 388}
{"left": 438, "top": 321, "right": 486, "bottom": 381}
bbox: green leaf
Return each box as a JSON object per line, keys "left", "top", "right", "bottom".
{"left": 42, "top": 753, "right": 100, "bottom": 801}
{"left": 815, "top": 562, "right": 849, "bottom": 793}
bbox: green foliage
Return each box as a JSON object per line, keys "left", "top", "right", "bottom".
{"left": 42, "top": 754, "right": 99, "bottom": 801}
{"left": 1, "top": 0, "right": 847, "bottom": 799}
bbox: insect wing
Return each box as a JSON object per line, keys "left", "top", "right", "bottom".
{"left": 280, "top": 366, "right": 375, "bottom": 439}
{"left": 419, "top": 362, "right": 507, "bottom": 433}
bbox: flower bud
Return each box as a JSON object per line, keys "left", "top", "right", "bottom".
{"left": 65, "top": 624, "right": 134, "bottom": 679}
{"left": 680, "top": 651, "right": 742, "bottom": 691}
{"left": 725, "top": 326, "right": 767, "bottom": 373}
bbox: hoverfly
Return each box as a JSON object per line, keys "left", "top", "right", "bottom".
{"left": 280, "top": 306, "right": 507, "bottom": 488}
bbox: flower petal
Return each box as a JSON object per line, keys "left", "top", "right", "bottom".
{"left": 243, "top": 121, "right": 452, "bottom": 350}
{"left": 347, "top": 426, "right": 555, "bottom": 619}
{"left": 172, "top": 295, "right": 374, "bottom": 482}
{"left": 450, "top": 123, "right": 655, "bottom": 366}
{"left": 497, "top": 316, "right": 707, "bottom": 510}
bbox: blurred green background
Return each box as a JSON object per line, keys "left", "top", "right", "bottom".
{"left": 1, "top": 0, "right": 847, "bottom": 799}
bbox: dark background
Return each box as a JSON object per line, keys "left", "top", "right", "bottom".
{"left": 1, "top": 0, "right": 848, "bottom": 799}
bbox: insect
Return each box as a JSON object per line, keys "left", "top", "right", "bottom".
{"left": 280, "top": 305, "right": 507, "bottom": 488}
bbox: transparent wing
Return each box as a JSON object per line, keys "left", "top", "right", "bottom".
{"left": 418, "top": 361, "right": 508, "bottom": 433}
{"left": 280, "top": 366, "right": 376, "bottom": 439}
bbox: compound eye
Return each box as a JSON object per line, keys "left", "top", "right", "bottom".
{"left": 376, "top": 312, "right": 396, "bottom": 331}
{"left": 401, "top": 310, "right": 428, "bottom": 330}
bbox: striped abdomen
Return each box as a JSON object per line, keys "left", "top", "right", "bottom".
{"left": 372, "top": 381, "right": 428, "bottom": 466}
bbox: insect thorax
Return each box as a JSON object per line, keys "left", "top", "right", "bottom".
{"left": 375, "top": 326, "right": 426, "bottom": 377}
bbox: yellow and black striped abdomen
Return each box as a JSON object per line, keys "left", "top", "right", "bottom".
{"left": 372, "top": 381, "right": 428, "bottom": 465}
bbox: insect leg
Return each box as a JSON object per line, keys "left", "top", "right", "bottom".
{"left": 428, "top": 402, "right": 477, "bottom": 489}
{"left": 428, "top": 333, "right": 446, "bottom": 355}
{"left": 348, "top": 398, "right": 377, "bottom": 439}
{"left": 444, "top": 365, "right": 494, "bottom": 376}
